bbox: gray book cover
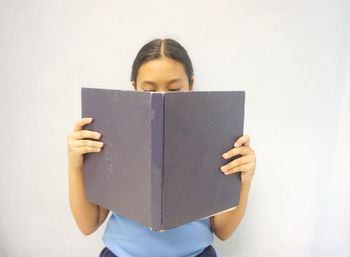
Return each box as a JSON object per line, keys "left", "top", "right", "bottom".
{"left": 81, "top": 87, "right": 245, "bottom": 231}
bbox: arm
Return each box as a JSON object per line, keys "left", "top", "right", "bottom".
{"left": 210, "top": 182, "right": 251, "bottom": 241}
{"left": 67, "top": 117, "right": 109, "bottom": 236}
{"left": 211, "top": 135, "right": 256, "bottom": 241}
{"left": 68, "top": 164, "right": 110, "bottom": 235}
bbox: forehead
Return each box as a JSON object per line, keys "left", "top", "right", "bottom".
{"left": 137, "top": 57, "right": 187, "bottom": 83}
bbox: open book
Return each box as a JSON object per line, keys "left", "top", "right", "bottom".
{"left": 81, "top": 87, "right": 245, "bottom": 231}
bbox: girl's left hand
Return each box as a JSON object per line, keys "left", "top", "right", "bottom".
{"left": 220, "top": 135, "right": 256, "bottom": 185}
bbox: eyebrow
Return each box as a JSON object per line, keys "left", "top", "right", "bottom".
{"left": 141, "top": 78, "right": 183, "bottom": 86}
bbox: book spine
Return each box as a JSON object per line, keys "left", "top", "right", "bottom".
{"left": 150, "top": 93, "right": 164, "bottom": 231}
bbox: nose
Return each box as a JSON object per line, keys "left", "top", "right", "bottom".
{"left": 154, "top": 90, "right": 167, "bottom": 93}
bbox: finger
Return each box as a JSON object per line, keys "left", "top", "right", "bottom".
{"left": 71, "top": 139, "right": 104, "bottom": 148}
{"left": 222, "top": 146, "right": 253, "bottom": 159}
{"left": 234, "top": 135, "right": 250, "bottom": 147}
{"left": 70, "top": 130, "right": 101, "bottom": 140}
{"left": 73, "top": 117, "right": 93, "bottom": 132}
{"left": 75, "top": 146, "right": 102, "bottom": 155}
{"left": 223, "top": 163, "right": 254, "bottom": 175}
{"left": 220, "top": 155, "right": 253, "bottom": 172}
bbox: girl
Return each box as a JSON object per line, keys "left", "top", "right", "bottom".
{"left": 67, "top": 38, "right": 256, "bottom": 257}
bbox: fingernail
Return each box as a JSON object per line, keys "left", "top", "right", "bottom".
{"left": 221, "top": 166, "right": 226, "bottom": 172}
{"left": 222, "top": 153, "right": 228, "bottom": 159}
{"left": 234, "top": 143, "right": 239, "bottom": 147}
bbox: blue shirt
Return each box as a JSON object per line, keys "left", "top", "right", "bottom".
{"left": 102, "top": 211, "right": 214, "bottom": 257}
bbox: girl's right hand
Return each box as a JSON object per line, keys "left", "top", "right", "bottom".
{"left": 67, "top": 117, "right": 104, "bottom": 169}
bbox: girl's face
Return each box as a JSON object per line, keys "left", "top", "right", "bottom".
{"left": 133, "top": 56, "right": 193, "bottom": 92}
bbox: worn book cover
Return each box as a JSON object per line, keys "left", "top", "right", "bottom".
{"left": 81, "top": 87, "right": 245, "bottom": 231}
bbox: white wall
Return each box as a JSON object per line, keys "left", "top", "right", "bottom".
{"left": 0, "top": 1, "right": 349, "bottom": 256}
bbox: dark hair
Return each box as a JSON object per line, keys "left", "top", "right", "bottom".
{"left": 131, "top": 38, "right": 194, "bottom": 88}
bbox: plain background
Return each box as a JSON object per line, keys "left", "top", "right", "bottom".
{"left": 1, "top": 0, "right": 349, "bottom": 256}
